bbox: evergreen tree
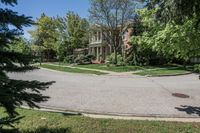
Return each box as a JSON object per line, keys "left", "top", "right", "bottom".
{"left": 0, "top": 0, "right": 54, "bottom": 127}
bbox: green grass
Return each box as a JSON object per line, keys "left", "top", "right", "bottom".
{"left": 77, "top": 64, "right": 145, "bottom": 72}
{"left": 134, "top": 67, "right": 191, "bottom": 76}
{"left": 1, "top": 108, "right": 200, "bottom": 133}
{"left": 76, "top": 64, "right": 192, "bottom": 73}
{"left": 39, "top": 64, "right": 107, "bottom": 75}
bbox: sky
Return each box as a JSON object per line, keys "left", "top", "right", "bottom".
{"left": 2, "top": 0, "right": 90, "bottom": 39}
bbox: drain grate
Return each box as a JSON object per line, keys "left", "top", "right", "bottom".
{"left": 172, "top": 93, "right": 190, "bottom": 98}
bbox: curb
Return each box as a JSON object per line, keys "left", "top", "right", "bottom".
{"left": 21, "top": 106, "right": 200, "bottom": 123}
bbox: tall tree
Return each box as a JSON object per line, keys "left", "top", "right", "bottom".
{"left": 144, "top": 0, "right": 200, "bottom": 28}
{"left": 66, "top": 12, "right": 89, "bottom": 50}
{"left": 89, "top": 0, "right": 137, "bottom": 64}
{"left": 29, "top": 13, "right": 59, "bottom": 61}
{"left": 132, "top": 8, "right": 200, "bottom": 64}
{"left": 56, "top": 12, "right": 89, "bottom": 58}
{"left": 0, "top": 0, "right": 53, "bottom": 128}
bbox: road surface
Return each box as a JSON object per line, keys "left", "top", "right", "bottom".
{"left": 9, "top": 68, "right": 200, "bottom": 118}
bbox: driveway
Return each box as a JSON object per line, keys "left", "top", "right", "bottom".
{"left": 9, "top": 68, "right": 200, "bottom": 118}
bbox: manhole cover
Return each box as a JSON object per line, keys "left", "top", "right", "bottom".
{"left": 172, "top": 93, "right": 190, "bottom": 98}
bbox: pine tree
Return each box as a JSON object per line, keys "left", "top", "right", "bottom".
{"left": 0, "top": 0, "right": 54, "bottom": 127}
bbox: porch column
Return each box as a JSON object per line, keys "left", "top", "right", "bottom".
{"left": 91, "top": 47, "right": 95, "bottom": 55}
{"left": 97, "top": 32, "right": 99, "bottom": 42}
{"left": 100, "top": 46, "right": 103, "bottom": 61}
{"left": 97, "top": 47, "right": 99, "bottom": 61}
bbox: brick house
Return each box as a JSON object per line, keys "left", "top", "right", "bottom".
{"left": 88, "top": 24, "right": 133, "bottom": 63}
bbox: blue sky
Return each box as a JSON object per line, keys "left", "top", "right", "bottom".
{"left": 3, "top": 0, "right": 90, "bottom": 39}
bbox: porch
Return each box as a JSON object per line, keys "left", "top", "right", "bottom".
{"left": 89, "top": 44, "right": 112, "bottom": 63}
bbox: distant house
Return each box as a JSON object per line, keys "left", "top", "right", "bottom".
{"left": 88, "top": 24, "right": 133, "bottom": 63}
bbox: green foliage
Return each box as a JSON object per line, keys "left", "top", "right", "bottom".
{"left": 29, "top": 13, "right": 59, "bottom": 61}
{"left": 64, "top": 55, "right": 77, "bottom": 64}
{"left": 194, "top": 64, "right": 200, "bottom": 73}
{"left": 145, "top": 0, "right": 200, "bottom": 28}
{"left": 106, "top": 53, "right": 125, "bottom": 66}
{"left": 66, "top": 12, "right": 89, "bottom": 49}
{"left": 64, "top": 54, "right": 95, "bottom": 65}
{"left": 0, "top": 0, "right": 53, "bottom": 128}
{"left": 132, "top": 8, "right": 200, "bottom": 63}
{"left": 56, "top": 12, "right": 89, "bottom": 58}
{"left": 9, "top": 37, "right": 31, "bottom": 54}
{"left": 30, "top": 12, "right": 89, "bottom": 62}
{"left": 74, "top": 54, "right": 96, "bottom": 65}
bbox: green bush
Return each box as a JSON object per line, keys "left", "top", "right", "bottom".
{"left": 64, "top": 55, "right": 77, "bottom": 64}
{"left": 194, "top": 64, "right": 200, "bottom": 73}
{"left": 74, "top": 54, "right": 96, "bottom": 65}
{"left": 106, "top": 53, "right": 125, "bottom": 66}
{"left": 85, "top": 54, "right": 96, "bottom": 61}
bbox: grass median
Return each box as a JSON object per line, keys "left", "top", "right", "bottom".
{"left": 1, "top": 108, "right": 200, "bottom": 133}
{"left": 39, "top": 64, "right": 107, "bottom": 75}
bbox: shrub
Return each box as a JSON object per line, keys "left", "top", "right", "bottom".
{"left": 64, "top": 55, "right": 77, "bottom": 64}
{"left": 106, "top": 53, "right": 125, "bottom": 66}
{"left": 194, "top": 64, "right": 200, "bottom": 73}
{"left": 74, "top": 54, "right": 96, "bottom": 65}
{"left": 85, "top": 54, "right": 96, "bottom": 61}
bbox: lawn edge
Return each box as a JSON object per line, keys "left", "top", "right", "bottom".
{"left": 20, "top": 105, "right": 200, "bottom": 122}
{"left": 39, "top": 64, "right": 108, "bottom": 75}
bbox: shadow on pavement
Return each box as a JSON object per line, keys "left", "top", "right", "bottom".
{"left": 175, "top": 105, "right": 200, "bottom": 116}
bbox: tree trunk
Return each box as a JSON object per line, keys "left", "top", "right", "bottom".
{"left": 47, "top": 49, "right": 50, "bottom": 62}
{"left": 114, "top": 47, "right": 118, "bottom": 65}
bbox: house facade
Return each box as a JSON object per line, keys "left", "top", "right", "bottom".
{"left": 88, "top": 24, "right": 133, "bottom": 63}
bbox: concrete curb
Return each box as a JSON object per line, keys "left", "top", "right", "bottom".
{"left": 21, "top": 106, "right": 200, "bottom": 123}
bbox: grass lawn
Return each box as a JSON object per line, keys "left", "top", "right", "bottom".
{"left": 1, "top": 108, "right": 200, "bottom": 133}
{"left": 134, "top": 67, "right": 191, "bottom": 76}
{"left": 77, "top": 64, "right": 145, "bottom": 72}
{"left": 39, "top": 64, "right": 107, "bottom": 75}
{"left": 77, "top": 64, "right": 192, "bottom": 74}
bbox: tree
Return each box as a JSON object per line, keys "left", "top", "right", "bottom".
{"left": 30, "top": 13, "right": 59, "bottom": 61}
{"left": 55, "top": 12, "right": 89, "bottom": 59}
{"left": 132, "top": 8, "right": 200, "bottom": 64}
{"left": 65, "top": 12, "right": 89, "bottom": 51}
{"left": 144, "top": 0, "right": 200, "bottom": 28}
{"left": 0, "top": 0, "right": 54, "bottom": 128}
{"left": 9, "top": 37, "right": 31, "bottom": 54}
{"left": 89, "top": 0, "right": 137, "bottom": 64}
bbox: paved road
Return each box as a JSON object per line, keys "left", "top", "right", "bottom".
{"left": 9, "top": 68, "right": 200, "bottom": 118}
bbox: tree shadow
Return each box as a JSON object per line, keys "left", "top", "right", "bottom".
{"left": 0, "top": 127, "right": 72, "bottom": 133}
{"left": 175, "top": 105, "right": 200, "bottom": 116}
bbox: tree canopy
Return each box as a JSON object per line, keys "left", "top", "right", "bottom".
{"left": 144, "top": 0, "right": 200, "bottom": 27}
{"left": 29, "top": 13, "right": 59, "bottom": 61}
{"left": 132, "top": 8, "right": 200, "bottom": 63}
